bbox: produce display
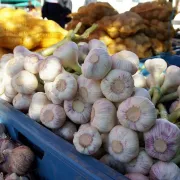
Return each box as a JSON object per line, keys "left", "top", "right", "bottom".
{"left": 0, "top": 35, "right": 180, "bottom": 180}
{"left": 0, "top": 124, "right": 35, "bottom": 179}
{"left": 66, "top": 1, "right": 175, "bottom": 58}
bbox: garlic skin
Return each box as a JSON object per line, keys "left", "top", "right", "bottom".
{"left": 73, "top": 125, "right": 102, "bottom": 155}
{"left": 13, "top": 93, "right": 32, "bottom": 111}
{"left": 100, "top": 154, "right": 125, "bottom": 174}
{"left": 149, "top": 161, "right": 180, "bottom": 180}
{"left": 133, "top": 87, "right": 151, "bottom": 100}
{"left": 133, "top": 74, "right": 147, "bottom": 88}
{"left": 88, "top": 39, "right": 107, "bottom": 51}
{"left": 144, "top": 119, "right": 180, "bottom": 161}
{"left": 64, "top": 95, "right": 92, "bottom": 124}
{"left": 169, "top": 100, "right": 180, "bottom": 113}
{"left": 78, "top": 42, "right": 89, "bottom": 64}
{"left": 90, "top": 98, "right": 116, "bottom": 133}
{"left": 101, "top": 69, "right": 134, "bottom": 102}
{"left": 40, "top": 104, "right": 66, "bottom": 129}
{"left": 125, "top": 150, "right": 153, "bottom": 175}
{"left": 53, "top": 121, "right": 77, "bottom": 141}
{"left": 52, "top": 73, "right": 77, "bottom": 101}
{"left": 39, "top": 56, "right": 63, "bottom": 82}
{"left": 77, "top": 75, "right": 104, "bottom": 104}
{"left": 108, "top": 125, "right": 139, "bottom": 163}
{"left": 125, "top": 173, "right": 149, "bottom": 180}
{"left": 82, "top": 48, "right": 112, "bottom": 80}
{"left": 11, "top": 70, "right": 38, "bottom": 95}
{"left": 117, "top": 96, "right": 156, "bottom": 132}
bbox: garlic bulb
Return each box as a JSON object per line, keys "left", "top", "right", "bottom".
{"left": 73, "top": 125, "right": 102, "bottom": 155}
{"left": 64, "top": 95, "right": 92, "bottom": 124}
{"left": 90, "top": 98, "right": 116, "bottom": 133}
{"left": 53, "top": 121, "right": 77, "bottom": 141}
{"left": 111, "top": 50, "right": 139, "bottom": 75}
{"left": 117, "top": 96, "right": 156, "bottom": 132}
{"left": 144, "top": 119, "right": 180, "bottom": 161}
{"left": 108, "top": 125, "right": 139, "bottom": 163}
{"left": 145, "top": 58, "right": 167, "bottom": 86}
{"left": 169, "top": 100, "right": 180, "bottom": 113}
{"left": 40, "top": 104, "right": 66, "bottom": 129}
{"left": 101, "top": 69, "right": 134, "bottom": 102}
{"left": 78, "top": 42, "right": 89, "bottom": 64}
{"left": 11, "top": 70, "right": 38, "bottom": 94}
{"left": 82, "top": 48, "right": 112, "bottom": 80}
{"left": 13, "top": 46, "right": 31, "bottom": 58}
{"left": 149, "top": 161, "right": 180, "bottom": 180}
{"left": 24, "top": 54, "right": 44, "bottom": 74}
{"left": 125, "top": 149, "right": 153, "bottom": 175}
{"left": 13, "top": 93, "right": 32, "bottom": 111}
{"left": 53, "top": 41, "right": 81, "bottom": 73}
{"left": 146, "top": 73, "right": 165, "bottom": 88}
{"left": 79, "top": 123, "right": 91, "bottom": 130}
{"left": 28, "top": 92, "right": 51, "bottom": 122}
{"left": 100, "top": 154, "right": 125, "bottom": 174}
{"left": 133, "top": 87, "right": 151, "bottom": 100}
{"left": 0, "top": 71, "right": 5, "bottom": 95}
{"left": 133, "top": 74, "right": 147, "bottom": 88}
{"left": 77, "top": 75, "right": 103, "bottom": 104}
{"left": 39, "top": 56, "right": 63, "bottom": 82}
{"left": 88, "top": 39, "right": 107, "bottom": 51}
{"left": 0, "top": 53, "right": 13, "bottom": 69}
{"left": 125, "top": 173, "right": 149, "bottom": 180}
{"left": 52, "top": 73, "right": 77, "bottom": 101}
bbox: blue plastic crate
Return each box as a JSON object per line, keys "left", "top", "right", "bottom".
{"left": 0, "top": 99, "right": 128, "bottom": 180}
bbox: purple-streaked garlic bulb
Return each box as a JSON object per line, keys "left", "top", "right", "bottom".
{"left": 52, "top": 73, "right": 77, "bottom": 101}
{"left": 2, "top": 146, "right": 35, "bottom": 175}
{"left": 53, "top": 121, "right": 77, "bottom": 142}
{"left": 64, "top": 95, "right": 92, "bottom": 124}
{"left": 39, "top": 56, "right": 63, "bottom": 82}
{"left": 125, "top": 149, "right": 153, "bottom": 175}
{"left": 133, "top": 87, "right": 151, "bottom": 100}
{"left": 40, "top": 104, "right": 66, "bottom": 129}
{"left": 149, "top": 161, "right": 180, "bottom": 180}
{"left": 133, "top": 74, "right": 147, "bottom": 88}
{"left": 82, "top": 48, "right": 112, "bottom": 80}
{"left": 78, "top": 42, "right": 89, "bottom": 64}
{"left": 88, "top": 39, "right": 107, "bottom": 51}
{"left": 169, "top": 100, "right": 180, "bottom": 113}
{"left": 117, "top": 96, "right": 156, "bottom": 132}
{"left": 73, "top": 125, "right": 102, "bottom": 155}
{"left": 125, "top": 173, "right": 149, "bottom": 180}
{"left": 77, "top": 75, "right": 103, "bottom": 104}
{"left": 101, "top": 69, "right": 134, "bottom": 102}
{"left": 144, "top": 119, "right": 180, "bottom": 161}
{"left": 90, "top": 98, "right": 116, "bottom": 133}
{"left": 100, "top": 154, "right": 125, "bottom": 174}
{"left": 111, "top": 50, "right": 139, "bottom": 75}
{"left": 107, "top": 125, "right": 139, "bottom": 163}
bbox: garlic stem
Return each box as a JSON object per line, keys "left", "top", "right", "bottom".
{"left": 157, "top": 103, "right": 168, "bottom": 119}
{"left": 168, "top": 109, "right": 180, "bottom": 123}
{"left": 171, "top": 155, "right": 180, "bottom": 165}
{"left": 159, "top": 92, "right": 178, "bottom": 103}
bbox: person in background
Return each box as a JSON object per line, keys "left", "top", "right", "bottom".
{"left": 42, "top": 0, "right": 72, "bottom": 28}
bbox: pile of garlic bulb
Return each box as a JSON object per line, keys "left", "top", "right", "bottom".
{"left": 0, "top": 39, "right": 180, "bottom": 180}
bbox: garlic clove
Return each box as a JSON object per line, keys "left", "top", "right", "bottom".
{"left": 52, "top": 73, "right": 77, "bottom": 101}
{"left": 144, "top": 119, "right": 180, "bottom": 161}
{"left": 82, "top": 48, "right": 112, "bottom": 80}
{"left": 125, "top": 173, "right": 149, "bottom": 180}
{"left": 64, "top": 95, "right": 92, "bottom": 124}
{"left": 91, "top": 98, "right": 116, "bottom": 133}
{"left": 40, "top": 104, "right": 66, "bottom": 129}
{"left": 77, "top": 75, "right": 104, "bottom": 104}
{"left": 108, "top": 125, "right": 139, "bottom": 163}
{"left": 73, "top": 125, "right": 102, "bottom": 155}
{"left": 133, "top": 87, "right": 151, "bottom": 100}
{"left": 101, "top": 69, "right": 134, "bottom": 102}
{"left": 39, "top": 56, "right": 63, "bottom": 82}
{"left": 117, "top": 96, "right": 156, "bottom": 132}
{"left": 133, "top": 73, "right": 147, "bottom": 88}
{"left": 88, "top": 39, "right": 107, "bottom": 51}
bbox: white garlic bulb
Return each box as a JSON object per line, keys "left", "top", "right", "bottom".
{"left": 88, "top": 39, "right": 107, "bottom": 51}
{"left": 125, "top": 149, "right": 153, "bottom": 175}
{"left": 101, "top": 69, "right": 134, "bottom": 102}
{"left": 117, "top": 96, "right": 156, "bottom": 132}
{"left": 73, "top": 125, "right": 102, "bottom": 155}
{"left": 64, "top": 95, "right": 92, "bottom": 124}
{"left": 78, "top": 42, "right": 89, "bottom": 64}
{"left": 149, "top": 161, "right": 180, "bottom": 180}
{"left": 0, "top": 53, "right": 13, "bottom": 69}
{"left": 90, "top": 98, "right": 116, "bottom": 133}
{"left": 82, "top": 48, "right": 112, "bottom": 80}
{"left": 144, "top": 119, "right": 180, "bottom": 161}
{"left": 133, "top": 87, "right": 151, "bottom": 100}
{"left": 133, "top": 73, "right": 147, "bottom": 88}
{"left": 77, "top": 75, "right": 104, "bottom": 104}
{"left": 40, "top": 104, "right": 66, "bottom": 129}
{"left": 108, "top": 125, "right": 139, "bottom": 163}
